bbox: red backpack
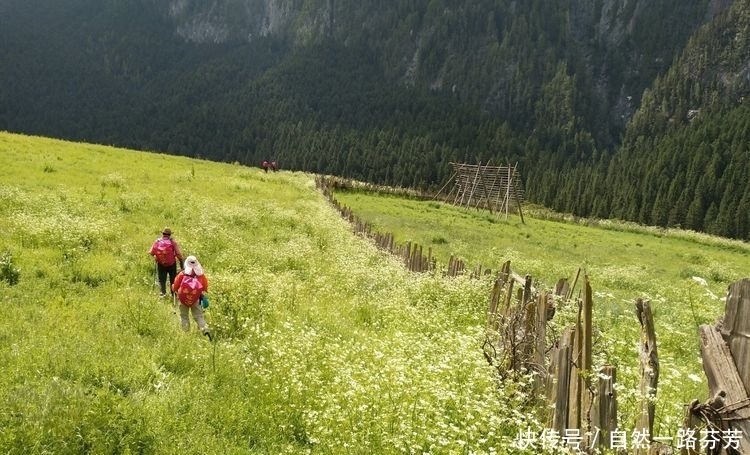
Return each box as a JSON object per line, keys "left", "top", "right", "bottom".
{"left": 153, "top": 238, "right": 176, "bottom": 266}
{"left": 177, "top": 274, "right": 204, "bottom": 306}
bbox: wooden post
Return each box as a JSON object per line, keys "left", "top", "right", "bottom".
{"left": 533, "top": 293, "right": 548, "bottom": 396}
{"left": 554, "top": 278, "right": 569, "bottom": 298}
{"left": 552, "top": 345, "right": 572, "bottom": 433}
{"left": 697, "top": 324, "right": 750, "bottom": 454}
{"left": 502, "top": 163, "right": 512, "bottom": 219}
{"left": 635, "top": 299, "right": 659, "bottom": 453}
{"left": 522, "top": 274, "right": 532, "bottom": 306}
{"left": 567, "top": 267, "right": 581, "bottom": 301}
{"left": 550, "top": 327, "right": 576, "bottom": 432}
{"left": 515, "top": 287, "right": 524, "bottom": 310}
{"left": 719, "top": 278, "right": 750, "bottom": 395}
{"left": 503, "top": 280, "right": 515, "bottom": 318}
{"left": 465, "top": 161, "right": 483, "bottom": 208}
{"left": 582, "top": 278, "right": 593, "bottom": 373}
{"left": 534, "top": 293, "right": 548, "bottom": 371}
{"left": 488, "top": 277, "right": 502, "bottom": 330}
{"left": 523, "top": 301, "right": 536, "bottom": 360}
{"left": 546, "top": 343, "right": 559, "bottom": 429}
{"left": 581, "top": 276, "right": 594, "bottom": 433}
{"left": 476, "top": 163, "right": 494, "bottom": 214}
{"left": 432, "top": 171, "right": 456, "bottom": 201}
{"left": 569, "top": 302, "right": 582, "bottom": 431}
{"left": 680, "top": 399, "right": 701, "bottom": 455}
{"left": 499, "top": 261, "right": 511, "bottom": 285}
{"left": 591, "top": 364, "right": 617, "bottom": 449}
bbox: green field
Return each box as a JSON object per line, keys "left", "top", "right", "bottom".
{"left": 333, "top": 180, "right": 750, "bottom": 441}
{"left": 2, "top": 131, "right": 748, "bottom": 454}
{"left": 0, "top": 132, "right": 535, "bottom": 454}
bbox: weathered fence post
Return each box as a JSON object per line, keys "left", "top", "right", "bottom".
{"left": 410, "top": 244, "right": 422, "bottom": 271}
{"left": 551, "top": 327, "right": 576, "bottom": 433}
{"left": 591, "top": 364, "right": 617, "bottom": 450}
{"left": 695, "top": 325, "right": 750, "bottom": 454}
{"left": 534, "top": 293, "right": 548, "bottom": 373}
{"left": 553, "top": 344, "right": 573, "bottom": 434}
{"left": 522, "top": 300, "right": 536, "bottom": 361}
{"left": 635, "top": 298, "right": 659, "bottom": 454}
{"left": 719, "top": 278, "right": 750, "bottom": 394}
{"left": 580, "top": 277, "right": 594, "bottom": 446}
{"left": 555, "top": 277, "right": 569, "bottom": 300}
{"left": 569, "top": 302, "right": 582, "bottom": 432}
{"left": 680, "top": 399, "right": 701, "bottom": 455}
{"left": 689, "top": 278, "right": 750, "bottom": 454}
{"left": 499, "top": 261, "right": 511, "bottom": 286}
{"left": 503, "top": 278, "right": 515, "bottom": 318}
{"left": 568, "top": 267, "right": 581, "bottom": 301}
{"left": 522, "top": 274, "right": 532, "bottom": 306}
{"left": 487, "top": 277, "right": 502, "bottom": 330}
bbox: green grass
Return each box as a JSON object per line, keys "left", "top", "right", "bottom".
{"left": 4, "top": 130, "right": 747, "bottom": 454}
{"left": 0, "top": 132, "right": 540, "bottom": 454}
{"left": 333, "top": 186, "right": 750, "bottom": 439}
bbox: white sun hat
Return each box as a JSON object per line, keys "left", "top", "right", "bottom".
{"left": 183, "top": 255, "right": 204, "bottom": 276}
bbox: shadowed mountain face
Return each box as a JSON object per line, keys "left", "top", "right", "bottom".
{"left": 1, "top": 0, "right": 717, "bottom": 140}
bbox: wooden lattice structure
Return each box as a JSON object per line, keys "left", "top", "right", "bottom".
{"left": 435, "top": 162, "right": 525, "bottom": 221}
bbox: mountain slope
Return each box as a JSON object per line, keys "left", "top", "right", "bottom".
{"left": 3, "top": 0, "right": 747, "bottom": 237}
{"left": 549, "top": 1, "right": 750, "bottom": 239}
{"left": 1, "top": 0, "right": 717, "bottom": 153}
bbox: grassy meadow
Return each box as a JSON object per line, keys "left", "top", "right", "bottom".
{"left": 0, "top": 132, "right": 537, "bottom": 455}
{"left": 2, "top": 130, "right": 749, "bottom": 455}
{"left": 333, "top": 186, "right": 750, "bottom": 443}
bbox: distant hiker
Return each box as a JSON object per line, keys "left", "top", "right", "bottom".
{"left": 148, "top": 227, "right": 184, "bottom": 298}
{"left": 270, "top": 160, "right": 278, "bottom": 172}
{"left": 172, "top": 255, "right": 212, "bottom": 341}
{"left": 262, "top": 160, "right": 269, "bottom": 172}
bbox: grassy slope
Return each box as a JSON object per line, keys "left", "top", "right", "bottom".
{"left": 333, "top": 188, "right": 750, "bottom": 437}
{"left": 332, "top": 192, "right": 750, "bottom": 292}
{"left": 0, "top": 132, "right": 533, "bottom": 454}
{"left": 4, "top": 131, "right": 749, "bottom": 453}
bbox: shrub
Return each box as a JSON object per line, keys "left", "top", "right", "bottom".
{"left": 0, "top": 249, "right": 20, "bottom": 285}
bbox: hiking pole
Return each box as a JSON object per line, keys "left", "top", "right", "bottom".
{"left": 153, "top": 259, "right": 159, "bottom": 291}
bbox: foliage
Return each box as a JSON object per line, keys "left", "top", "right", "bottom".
{"left": 0, "top": 249, "right": 20, "bottom": 286}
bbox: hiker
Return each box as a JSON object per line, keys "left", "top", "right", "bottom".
{"left": 172, "top": 255, "right": 212, "bottom": 341}
{"left": 148, "top": 227, "right": 184, "bottom": 298}
{"left": 270, "top": 160, "right": 278, "bottom": 172}
{"left": 262, "top": 160, "right": 269, "bottom": 172}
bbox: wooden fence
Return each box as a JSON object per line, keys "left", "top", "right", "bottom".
{"left": 318, "top": 176, "right": 750, "bottom": 454}
{"left": 317, "top": 176, "right": 442, "bottom": 274}
{"left": 484, "top": 264, "right": 624, "bottom": 451}
{"left": 684, "top": 278, "right": 750, "bottom": 455}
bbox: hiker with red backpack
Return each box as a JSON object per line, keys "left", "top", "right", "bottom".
{"left": 148, "top": 227, "right": 185, "bottom": 298}
{"left": 172, "top": 255, "right": 212, "bottom": 341}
